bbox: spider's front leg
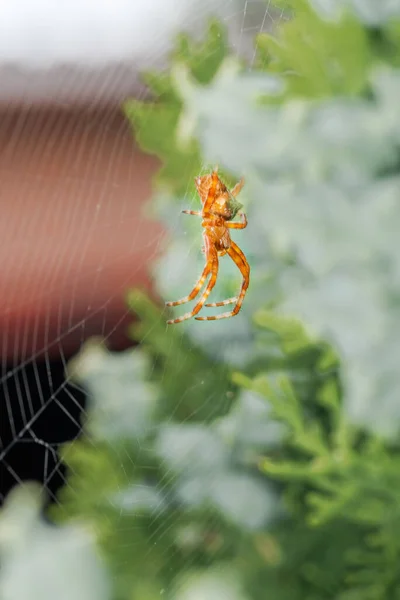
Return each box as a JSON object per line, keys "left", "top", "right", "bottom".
{"left": 226, "top": 212, "right": 247, "bottom": 230}
{"left": 182, "top": 210, "right": 202, "bottom": 216}
{"left": 231, "top": 177, "right": 245, "bottom": 198}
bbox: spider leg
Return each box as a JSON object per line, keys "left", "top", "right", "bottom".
{"left": 167, "top": 245, "right": 219, "bottom": 324}
{"left": 182, "top": 210, "right": 202, "bottom": 216}
{"left": 204, "top": 242, "right": 244, "bottom": 307}
{"left": 204, "top": 247, "right": 236, "bottom": 307}
{"left": 196, "top": 241, "right": 249, "bottom": 320}
{"left": 231, "top": 178, "right": 245, "bottom": 197}
{"left": 205, "top": 296, "right": 237, "bottom": 308}
{"left": 226, "top": 213, "right": 247, "bottom": 229}
{"left": 165, "top": 261, "right": 212, "bottom": 307}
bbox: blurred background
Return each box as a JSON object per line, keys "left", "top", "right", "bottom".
{"left": 0, "top": 0, "right": 277, "bottom": 505}
{"left": 3, "top": 2, "right": 400, "bottom": 600}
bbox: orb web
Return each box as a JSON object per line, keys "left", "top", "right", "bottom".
{"left": 0, "top": 0, "right": 286, "bottom": 524}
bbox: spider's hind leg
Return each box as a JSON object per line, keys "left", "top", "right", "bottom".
{"left": 205, "top": 297, "right": 237, "bottom": 308}
{"left": 204, "top": 248, "right": 231, "bottom": 306}
{"left": 196, "top": 241, "right": 249, "bottom": 321}
{"left": 166, "top": 248, "right": 219, "bottom": 324}
{"left": 165, "top": 262, "right": 211, "bottom": 307}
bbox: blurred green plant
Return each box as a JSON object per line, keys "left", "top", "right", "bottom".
{"left": 3, "top": 1, "right": 400, "bottom": 599}
{"left": 123, "top": 19, "right": 231, "bottom": 198}
{"left": 0, "top": 484, "right": 109, "bottom": 600}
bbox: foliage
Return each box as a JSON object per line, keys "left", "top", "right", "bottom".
{"left": 255, "top": 1, "right": 372, "bottom": 98}
{"left": 123, "top": 19, "right": 232, "bottom": 198}
{"left": 175, "top": 57, "right": 400, "bottom": 435}
{"left": 0, "top": 484, "right": 109, "bottom": 600}
{"left": 53, "top": 326, "right": 281, "bottom": 600}
{"left": 3, "top": 1, "right": 400, "bottom": 599}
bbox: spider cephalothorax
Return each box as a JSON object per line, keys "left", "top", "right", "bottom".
{"left": 166, "top": 166, "right": 250, "bottom": 324}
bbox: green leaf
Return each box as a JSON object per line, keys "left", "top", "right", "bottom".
{"left": 177, "top": 471, "right": 279, "bottom": 531}
{"left": 67, "top": 339, "right": 158, "bottom": 441}
{"left": 127, "top": 289, "right": 234, "bottom": 421}
{"left": 0, "top": 484, "right": 110, "bottom": 600}
{"left": 310, "top": 0, "right": 400, "bottom": 26}
{"left": 155, "top": 424, "right": 229, "bottom": 474}
{"left": 123, "top": 20, "right": 229, "bottom": 197}
{"left": 256, "top": 2, "right": 371, "bottom": 98}
{"left": 172, "top": 567, "right": 250, "bottom": 600}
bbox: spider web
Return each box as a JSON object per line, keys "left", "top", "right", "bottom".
{"left": 0, "top": 0, "right": 286, "bottom": 566}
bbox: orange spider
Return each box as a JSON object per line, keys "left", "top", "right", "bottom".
{"left": 166, "top": 166, "right": 250, "bottom": 324}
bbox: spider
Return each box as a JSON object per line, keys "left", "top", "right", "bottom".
{"left": 166, "top": 166, "right": 250, "bottom": 324}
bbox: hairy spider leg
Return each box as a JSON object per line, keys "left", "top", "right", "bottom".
{"left": 182, "top": 210, "right": 201, "bottom": 216}
{"left": 231, "top": 178, "right": 245, "bottom": 197}
{"left": 165, "top": 233, "right": 213, "bottom": 307}
{"left": 166, "top": 246, "right": 219, "bottom": 324}
{"left": 205, "top": 214, "right": 248, "bottom": 307}
{"left": 205, "top": 296, "right": 237, "bottom": 308}
{"left": 204, "top": 242, "right": 246, "bottom": 308}
{"left": 197, "top": 241, "right": 249, "bottom": 319}
{"left": 165, "top": 260, "right": 212, "bottom": 307}
{"left": 226, "top": 213, "right": 247, "bottom": 229}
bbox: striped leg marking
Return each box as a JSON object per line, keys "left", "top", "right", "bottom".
{"left": 166, "top": 248, "right": 219, "bottom": 324}
{"left": 195, "top": 241, "right": 249, "bottom": 321}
